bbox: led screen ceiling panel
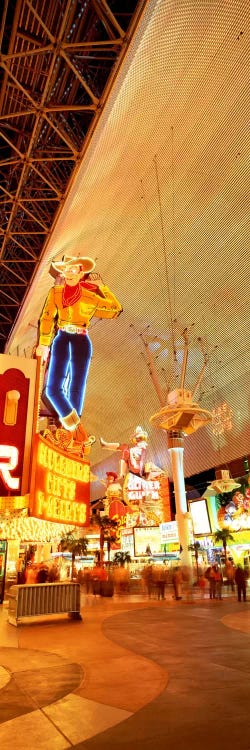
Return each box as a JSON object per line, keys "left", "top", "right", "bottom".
{"left": 3, "top": 0, "right": 250, "bottom": 483}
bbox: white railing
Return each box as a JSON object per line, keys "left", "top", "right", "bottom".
{"left": 8, "top": 582, "right": 81, "bottom": 626}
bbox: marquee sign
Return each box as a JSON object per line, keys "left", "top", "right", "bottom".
{"left": 30, "top": 434, "right": 90, "bottom": 527}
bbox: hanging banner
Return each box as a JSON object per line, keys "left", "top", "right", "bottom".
{"left": 29, "top": 434, "right": 90, "bottom": 527}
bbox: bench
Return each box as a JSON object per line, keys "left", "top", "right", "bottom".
{"left": 8, "top": 581, "right": 82, "bottom": 626}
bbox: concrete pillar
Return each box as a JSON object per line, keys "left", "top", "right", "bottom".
{"left": 168, "top": 431, "right": 192, "bottom": 568}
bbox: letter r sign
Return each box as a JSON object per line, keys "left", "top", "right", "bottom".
{"left": 0, "top": 445, "right": 20, "bottom": 490}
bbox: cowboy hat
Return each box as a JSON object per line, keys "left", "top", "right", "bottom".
{"left": 50, "top": 255, "right": 96, "bottom": 277}
{"left": 131, "top": 425, "right": 148, "bottom": 442}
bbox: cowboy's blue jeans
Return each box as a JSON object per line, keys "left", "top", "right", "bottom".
{"left": 45, "top": 329, "right": 92, "bottom": 419}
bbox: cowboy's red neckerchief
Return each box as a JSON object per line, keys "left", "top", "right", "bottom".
{"left": 62, "top": 280, "right": 104, "bottom": 307}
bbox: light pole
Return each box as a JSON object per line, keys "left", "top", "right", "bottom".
{"left": 150, "top": 388, "right": 212, "bottom": 568}
{"left": 136, "top": 326, "right": 213, "bottom": 569}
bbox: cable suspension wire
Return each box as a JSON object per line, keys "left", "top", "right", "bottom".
{"left": 153, "top": 150, "right": 177, "bottom": 366}
{"left": 202, "top": 315, "right": 223, "bottom": 462}
{"left": 140, "top": 178, "right": 170, "bottom": 327}
{"left": 170, "top": 125, "right": 176, "bottom": 337}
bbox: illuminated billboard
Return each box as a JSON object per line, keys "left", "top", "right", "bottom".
{"left": 133, "top": 526, "right": 161, "bottom": 557}
{"left": 120, "top": 528, "right": 134, "bottom": 556}
{"left": 123, "top": 473, "right": 171, "bottom": 525}
{"left": 30, "top": 434, "right": 90, "bottom": 527}
{"left": 206, "top": 478, "right": 250, "bottom": 535}
{"left": 189, "top": 499, "right": 211, "bottom": 535}
{"left": 160, "top": 521, "right": 179, "bottom": 544}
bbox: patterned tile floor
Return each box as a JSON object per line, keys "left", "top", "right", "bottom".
{"left": 0, "top": 590, "right": 249, "bottom": 749}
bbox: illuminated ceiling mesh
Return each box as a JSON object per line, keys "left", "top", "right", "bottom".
{"left": 6, "top": 0, "right": 250, "bottom": 492}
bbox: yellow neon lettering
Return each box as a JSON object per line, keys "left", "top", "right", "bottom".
{"left": 35, "top": 489, "right": 87, "bottom": 524}
{"left": 37, "top": 490, "right": 45, "bottom": 514}
{"left": 45, "top": 472, "right": 76, "bottom": 501}
{"left": 37, "top": 441, "right": 89, "bottom": 483}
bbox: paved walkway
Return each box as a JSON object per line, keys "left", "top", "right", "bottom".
{"left": 0, "top": 591, "right": 249, "bottom": 749}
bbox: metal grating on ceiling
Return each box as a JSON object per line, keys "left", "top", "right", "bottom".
{"left": 0, "top": 0, "right": 147, "bottom": 349}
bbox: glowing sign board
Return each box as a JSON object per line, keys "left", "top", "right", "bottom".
{"left": 206, "top": 480, "right": 250, "bottom": 534}
{"left": 133, "top": 526, "right": 161, "bottom": 557}
{"left": 189, "top": 499, "right": 211, "bottom": 535}
{"left": 120, "top": 528, "right": 134, "bottom": 556}
{"left": 160, "top": 521, "right": 179, "bottom": 544}
{"left": 30, "top": 434, "right": 90, "bottom": 527}
{"left": 0, "top": 356, "right": 37, "bottom": 495}
{"left": 123, "top": 472, "right": 171, "bottom": 525}
{"left": 0, "top": 445, "right": 20, "bottom": 490}
{"left": 108, "top": 500, "right": 127, "bottom": 550}
{"left": 0, "top": 495, "right": 29, "bottom": 512}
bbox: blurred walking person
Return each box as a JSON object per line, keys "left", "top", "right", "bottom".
{"left": 235, "top": 565, "right": 247, "bottom": 602}
{"left": 213, "top": 564, "right": 223, "bottom": 600}
{"left": 205, "top": 565, "right": 216, "bottom": 599}
{"left": 172, "top": 567, "right": 182, "bottom": 600}
{"left": 181, "top": 565, "right": 193, "bottom": 601}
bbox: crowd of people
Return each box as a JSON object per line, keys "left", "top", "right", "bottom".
{"left": 204, "top": 560, "right": 248, "bottom": 602}
{"left": 19, "top": 561, "right": 60, "bottom": 585}
{"left": 75, "top": 560, "right": 248, "bottom": 602}
{"left": 17, "top": 557, "right": 249, "bottom": 603}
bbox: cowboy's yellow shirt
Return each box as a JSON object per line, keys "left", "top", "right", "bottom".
{"left": 38, "top": 284, "right": 122, "bottom": 346}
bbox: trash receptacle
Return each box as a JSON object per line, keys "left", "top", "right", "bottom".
{"left": 92, "top": 579, "right": 101, "bottom": 595}
{"left": 100, "top": 580, "right": 114, "bottom": 597}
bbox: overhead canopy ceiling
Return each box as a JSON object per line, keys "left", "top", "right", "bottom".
{"left": 2, "top": 0, "right": 250, "bottom": 494}
{"left": 0, "top": 0, "right": 145, "bottom": 345}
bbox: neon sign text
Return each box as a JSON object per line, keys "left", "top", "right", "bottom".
{"left": 0, "top": 445, "right": 20, "bottom": 490}
{"left": 109, "top": 513, "right": 127, "bottom": 542}
{"left": 30, "top": 434, "right": 90, "bottom": 526}
{"left": 37, "top": 442, "right": 89, "bottom": 482}
{"left": 36, "top": 490, "right": 87, "bottom": 524}
{"left": 45, "top": 472, "right": 76, "bottom": 501}
{"left": 126, "top": 474, "right": 160, "bottom": 501}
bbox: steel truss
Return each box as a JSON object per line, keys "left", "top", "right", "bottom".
{"left": 0, "top": 0, "right": 145, "bottom": 350}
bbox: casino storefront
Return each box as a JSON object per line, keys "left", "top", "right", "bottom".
{"left": 0, "top": 431, "right": 92, "bottom": 600}
{"left": 188, "top": 475, "right": 250, "bottom": 574}
{"left": 0, "top": 354, "right": 173, "bottom": 600}
{"left": 0, "top": 354, "right": 93, "bottom": 601}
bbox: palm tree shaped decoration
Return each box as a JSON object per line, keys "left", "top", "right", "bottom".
{"left": 188, "top": 541, "right": 203, "bottom": 582}
{"left": 213, "top": 528, "right": 234, "bottom": 564}
{"left": 59, "top": 530, "right": 88, "bottom": 580}
{"left": 113, "top": 551, "right": 131, "bottom": 567}
{"left": 94, "top": 515, "right": 118, "bottom": 567}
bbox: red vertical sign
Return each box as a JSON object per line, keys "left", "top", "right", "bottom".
{"left": 0, "top": 369, "right": 30, "bottom": 496}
